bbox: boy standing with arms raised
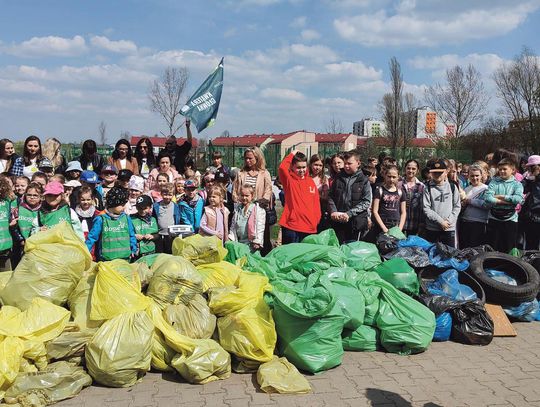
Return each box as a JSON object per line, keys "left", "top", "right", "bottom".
{"left": 328, "top": 150, "right": 372, "bottom": 243}
{"left": 422, "top": 159, "right": 461, "bottom": 247}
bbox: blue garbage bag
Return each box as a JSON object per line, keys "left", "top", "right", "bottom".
{"left": 428, "top": 246, "right": 469, "bottom": 271}
{"left": 504, "top": 300, "right": 540, "bottom": 322}
{"left": 427, "top": 269, "right": 477, "bottom": 301}
{"left": 397, "top": 235, "right": 434, "bottom": 251}
{"left": 433, "top": 312, "right": 452, "bottom": 341}
{"left": 485, "top": 269, "right": 517, "bottom": 285}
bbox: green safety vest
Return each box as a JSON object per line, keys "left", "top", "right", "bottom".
{"left": 38, "top": 205, "right": 72, "bottom": 229}
{"left": 131, "top": 216, "right": 158, "bottom": 255}
{"left": 101, "top": 214, "right": 131, "bottom": 261}
{"left": 0, "top": 199, "right": 13, "bottom": 252}
{"left": 18, "top": 205, "right": 38, "bottom": 239}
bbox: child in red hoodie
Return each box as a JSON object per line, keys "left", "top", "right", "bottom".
{"left": 278, "top": 150, "right": 321, "bottom": 244}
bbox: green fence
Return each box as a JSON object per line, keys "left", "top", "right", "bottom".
{"left": 209, "top": 142, "right": 282, "bottom": 176}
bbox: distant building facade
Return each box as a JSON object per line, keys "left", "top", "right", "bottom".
{"left": 353, "top": 119, "right": 385, "bottom": 137}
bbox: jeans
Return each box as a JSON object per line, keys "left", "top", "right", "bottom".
{"left": 281, "top": 227, "right": 310, "bottom": 245}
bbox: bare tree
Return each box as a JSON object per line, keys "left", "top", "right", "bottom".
{"left": 148, "top": 66, "right": 189, "bottom": 137}
{"left": 380, "top": 57, "right": 404, "bottom": 154}
{"left": 120, "top": 130, "right": 131, "bottom": 140}
{"left": 400, "top": 93, "right": 419, "bottom": 156}
{"left": 324, "top": 115, "right": 345, "bottom": 133}
{"left": 220, "top": 130, "right": 231, "bottom": 137}
{"left": 493, "top": 47, "right": 540, "bottom": 151}
{"left": 98, "top": 121, "right": 107, "bottom": 146}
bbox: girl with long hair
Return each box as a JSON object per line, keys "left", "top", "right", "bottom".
{"left": 0, "top": 139, "right": 17, "bottom": 175}
{"left": 133, "top": 138, "right": 156, "bottom": 179}
{"left": 107, "top": 139, "right": 139, "bottom": 174}
{"left": 42, "top": 137, "right": 67, "bottom": 174}
{"left": 76, "top": 139, "right": 106, "bottom": 174}
{"left": 11, "top": 135, "right": 42, "bottom": 178}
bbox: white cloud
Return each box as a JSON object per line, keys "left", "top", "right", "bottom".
{"left": 409, "top": 53, "right": 506, "bottom": 79}
{"left": 290, "top": 16, "right": 307, "bottom": 28}
{"left": 300, "top": 29, "right": 321, "bottom": 41}
{"left": 90, "top": 36, "right": 137, "bottom": 54}
{"left": 334, "top": 2, "right": 540, "bottom": 47}
{"left": 0, "top": 78, "right": 50, "bottom": 94}
{"left": 260, "top": 87, "right": 305, "bottom": 100}
{"left": 2, "top": 35, "right": 88, "bottom": 57}
{"left": 288, "top": 44, "right": 338, "bottom": 63}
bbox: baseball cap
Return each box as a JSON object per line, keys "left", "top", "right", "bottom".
{"left": 80, "top": 170, "right": 100, "bottom": 184}
{"left": 43, "top": 181, "right": 64, "bottom": 196}
{"left": 38, "top": 157, "right": 53, "bottom": 169}
{"left": 135, "top": 195, "right": 153, "bottom": 209}
{"left": 65, "top": 161, "right": 83, "bottom": 173}
{"left": 118, "top": 169, "right": 134, "bottom": 181}
{"left": 184, "top": 179, "right": 197, "bottom": 189}
{"left": 128, "top": 175, "right": 145, "bottom": 192}
{"left": 428, "top": 159, "right": 447, "bottom": 172}
{"left": 526, "top": 155, "right": 540, "bottom": 167}
{"left": 101, "top": 164, "right": 118, "bottom": 174}
{"left": 64, "top": 180, "right": 82, "bottom": 188}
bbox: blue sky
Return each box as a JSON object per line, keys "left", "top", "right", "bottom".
{"left": 0, "top": 0, "right": 539, "bottom": 143}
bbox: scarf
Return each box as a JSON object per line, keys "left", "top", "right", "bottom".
{"left": 105, "top": 209, "right": 122, "bottom": 220}
{"left": 75, "top": 205, "right": 96, "bottom": 219}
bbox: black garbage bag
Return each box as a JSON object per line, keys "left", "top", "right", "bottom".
{"left": 385, "top": 247, "right": 431, "bottom": 269}
{"left": 417, "top": 294, "right": 459, "bottom": 316}
{"left": 456, "top": 245, "right": 495, "bottom": 262}
{"left": 435, "top": 242, "right": 460, "bottom": 260}
{"left": 376, "top": 234, "right": 398, "bottom": 255}
{"left": 450, "top": 300, "right": 494, "bottom": 346}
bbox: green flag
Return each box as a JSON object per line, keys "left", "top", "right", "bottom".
{"left": 180, "top": 58, "right": 223, "bottom": 132}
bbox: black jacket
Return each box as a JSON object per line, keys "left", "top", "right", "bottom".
{"left": 75, "top": 153, "right": 106, "bottom": 175}
{"left": 522, "top": 177, "right": 540, "bottom": 220}
{"left": 328, "top": 170, "right": 372, "bottom": 218}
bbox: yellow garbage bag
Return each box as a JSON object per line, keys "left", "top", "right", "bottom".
{"left": 0, "top": 271, "right": 12, "bottom": 291}
{"left": 0, "top": 337, "right": 25, "bottom": 395}
{"left": 106, "top": 259, "right": 143, "bottom": 291}
{"left": 195, "top": 261, "right": 242, "bottom": 292}
{"left": 0, "top": 223, "right": 91, "bottom": 310}
{"left": 150, "top": 330, "right": 176, "bottom": 372}
{"left": 67, "top": 267, "right": 102, "bottom": 330}
{"left": 146, "top": 301, "right": 231, "bottom": 383}
{"left": 257, "top": 357, "right": 311, "bottom": 394}
{"left": 46, "top": 330, "right": 96, "bottom": 362}
{"left": 3, "top": 361, "right": 92, "bottom": 405}
{"left": 163, "top": 294, "right": 216, "bottom": 339}
{"left": 217, "top": 299, "right": 276, "bottom": 364}
{"left": 172, "top": 235, "right": 227, "bottom": 266}
{"left": 147, "top": 255, "right": 203, "bottom": 308}
{"left": 0, "top": 298, "right": 70, "bottom": 342}
{"left": 90, "top": 262, "right": 150, "bottom": 321}
{"left": 171, "top": 339, "right": 232, "bottom": 385}
{"left": 208, "top": 272, "right": 271, "bottom": 317}
{"left": 85, "top": 311, "right": 153, "bottom": 388}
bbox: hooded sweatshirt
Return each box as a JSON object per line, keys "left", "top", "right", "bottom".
{"left": 422, "top": 180, "right": 461, "bottom": 231}
{"left": 278, "top": 153, "right": 321, "bottom": 234}
{"left": 484, "top": 176, "right": 523, "bottom": 222}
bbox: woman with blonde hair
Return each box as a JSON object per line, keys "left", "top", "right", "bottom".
{"left": 232, "top": 147, "right": 273, "bottom": 254}
{"left": 42, "top": 137, "right": 67, "bottom": 174}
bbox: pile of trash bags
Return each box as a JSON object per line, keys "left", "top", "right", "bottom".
{"left": 3, "top": 224, "right": 493, "bottom": 405}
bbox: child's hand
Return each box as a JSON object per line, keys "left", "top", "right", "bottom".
{"left": 135, "top": 234, "right": 144, "bottom": 241}
{"left": 144, "top": 234, "right": 153, "bottom": 240}
{"left": 9, "top": 218, "right": 18, "bottom": 227}
{"left": 440, "top": 220, "right": 450, "bottom": 230}
{"left": 251, "top": 243, "right": 261, "bottom": 250}
{"left": 40, "top": 226, "right": 48, "bottom": 232}
{"left": 217, "top": 233, "right": 223, "bottom": 240}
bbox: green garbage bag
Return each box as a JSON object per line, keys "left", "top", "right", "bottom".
{"left": 342, "top": 326, "right": 379, "bottom": 351}
{"left": 329, "top": 280, "right": 365, "bottom": 330}
{"left": 375, "top": 279, "right": 435, "bottom": 355}
{"left": 3, "top": 361, "right": 92, "bottom": 406}
{"left": 85, "top": 311, "right": 153, "bottom": 387}
{"left": 267, "top": 243, "right": 346, "bottom": 275}
{"left": 224, "top": 241, "right": 251, "bottom": 265}
{"left": 354, "top": 272, "right": 383, "bottom": 326}
{"left": 301, "top": 229, "right": 339, "bottom": 247}
{"left": 387, "top": 226, "right": 406, "bottom": 240}
{"left": 374, "top": 258, "right": 419, "bottom": 296}
{"left": 272, "top": 273, "right": 345, "bottom": 373}
{"left": 341, "top": 241, "right": 381, "bottom": 272}
{"left": 509, "top": 248, "right": 521, "bottom": 257}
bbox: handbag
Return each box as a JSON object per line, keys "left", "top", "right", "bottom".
{"left": 490, "top": 207, "right": 515, "bottom": 221}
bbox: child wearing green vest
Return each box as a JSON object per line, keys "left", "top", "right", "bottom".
{"left": 131, "top": 195, "right": 159, "bottom": 258}
{"left": 86, "top": 186, "right": 137, "bottom": 261}
{"left": 31, "top": 181, "right": 84, "bottom": 240}
{"left": 0, "top": 175, "right": 16, "bottom": 271}
{"left": 11, "top": 182, "right": 42, "bottom": 268}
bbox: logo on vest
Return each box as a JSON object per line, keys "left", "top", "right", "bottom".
{"left": 104, "top": 222, "right": 126, "bottom": 233}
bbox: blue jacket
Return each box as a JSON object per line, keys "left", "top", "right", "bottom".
{"left": 152, "top": 201, "right": 182, "bottom": 226}
{"left": 178, "top": 196, "right": 204, "bottom": 232}
{"left": 484, "top": 176, "right": 523, "bottom": 222}
{"left": 85, "top": 212, "right": 138, "bottom": 260}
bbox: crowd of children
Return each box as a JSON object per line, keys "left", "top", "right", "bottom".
{"left": 1, "top": 136, "right": 540, "bottom": 272}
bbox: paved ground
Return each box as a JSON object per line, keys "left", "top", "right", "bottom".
{"left": 58, "top": 322, "right": 540, "bottom": 407}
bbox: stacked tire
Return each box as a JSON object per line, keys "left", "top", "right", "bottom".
{"left": 468, "top": 252, "right": 540, "bottom": 306}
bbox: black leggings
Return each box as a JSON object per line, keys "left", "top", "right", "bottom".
{"left": 487, "top": 219, "right": 518, "bottom": 253}
{"left": 458, "top": 219, "right": 487, "bottom": 249}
